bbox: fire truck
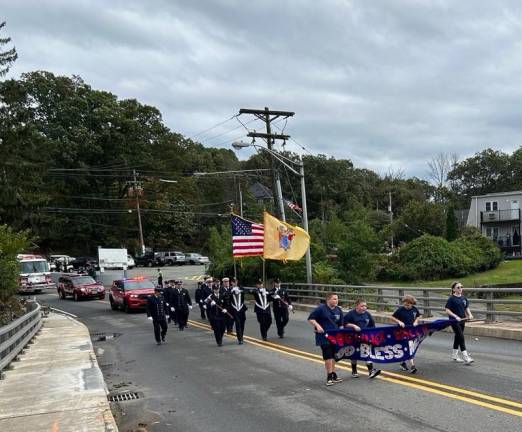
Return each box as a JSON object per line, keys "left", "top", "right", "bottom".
{"left": 17, "top": 254, "right": 55, "bottom": 294}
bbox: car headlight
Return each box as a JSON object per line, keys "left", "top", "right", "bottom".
{"left": 80, "top": 287, "right": 86, "bottom": 292}
{"left": 130, "top": 294, "right": 138, "bottom": 298}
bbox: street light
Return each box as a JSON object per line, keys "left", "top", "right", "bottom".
{"left": 231, "top": 141, "right": 312, "bottom": 284}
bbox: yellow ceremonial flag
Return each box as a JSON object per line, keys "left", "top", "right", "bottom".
{"left": 263, "top": 211, "right": 310, "bottom": 261}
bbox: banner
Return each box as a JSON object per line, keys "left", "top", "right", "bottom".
{"left": 263, "top": 211, "right": 310, "bottom": 261}
{"left": 326, "top": 319, "right": 454, "bottom": 363}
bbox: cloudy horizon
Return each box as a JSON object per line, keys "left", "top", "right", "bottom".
{"left": 3, "top": 0, "right": 522, "bottom": 179}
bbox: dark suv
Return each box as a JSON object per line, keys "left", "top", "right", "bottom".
{"left": 135, "top": 252, "right": 162, "bottom": 267}
{"left": 109, "top": 277, "right": 156, "bottom": 313}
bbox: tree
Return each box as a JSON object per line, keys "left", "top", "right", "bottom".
{"left": 427, "top": 152, "right": 459, "bottom": 202}
{"left": 393, "top": 200, "right": 446, "bottom": 243}
{"left": 445, "top": 206, "right": 459, "bottom": 241}
{"left": 0, "top": 21, "right": 17, "bottom": 77}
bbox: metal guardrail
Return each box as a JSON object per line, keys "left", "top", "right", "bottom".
{"left": 0, "top": 302, "right": 42, "bottom": 378}
{"left": 283, "top": 283, "right": 522, "bottom": 322}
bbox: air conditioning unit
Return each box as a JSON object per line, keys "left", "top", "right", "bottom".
{"left": 487, "top": 212, "right": 496, "bottom": 219}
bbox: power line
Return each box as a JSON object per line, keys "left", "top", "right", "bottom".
{"left": 187, "top": 114, "right": 237, "bottom": 139}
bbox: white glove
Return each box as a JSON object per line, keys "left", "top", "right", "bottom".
{"left": 166, "top": 302, "right": 170, "bottom": 306}
{"left": 222, "top": 309, "right": 227, "bottom": 314}
{"left": 211, "top": 301, "right": 216, "bottom": 306}
{"left": 274, "top": 294, "right": 280, "bottom": 299}
{"left": 166, "top": 315, "right": 169, "bottom": 319}
{"left": 288, "top": 305, "right": 293, "bottom": 311}
{"left": 203, "top": 305, "right": 207, "bottom": 310}
{"left": 189, "top": 305, "right": 193, "bottom": 310}
{"left": 260, "top": 288, "right": 266, "bottom": 294}
{"left": 170, "top": 307, "right": 175, "bottom": 312}
{"left": 148, "top": 317, "right": 153, "bottom": 320}
{"left": 232, "top": 287, "right": 240, "bottom": 294}
{"left": 199, "top": 300, "right": 203, "bottom": 304}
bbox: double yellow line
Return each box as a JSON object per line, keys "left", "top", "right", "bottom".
{"left": 188, "top": 319, "right": 522, "bottom": 417}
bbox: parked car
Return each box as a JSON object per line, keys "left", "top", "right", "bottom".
{"left": 135, "top": 252, "right": 162, "bottom": 267}
{"left": 127, "top": 254, "right": 135, "bottom": 269}
{"left": 109, "top": 276, "right": 156, "bottom": 313}
{"left": 185, "top": 253, "right": 210, "bottom": 265}
{"left": 71, "top": 256, "right": 98, "bottom": 270}
{"left": 57, "top": 274, "right": 105, "bottom": 301}
{"left": 157, "top": 251, "right": 187, "bottom": 265}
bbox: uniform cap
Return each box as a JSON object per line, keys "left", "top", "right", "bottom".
{"left": 175, "top": 280, "right": 183, "bottom": 285}
{"left": 222, "top": 277, "right": 229, "bottom": 282}
{"left": 273, "top": 278, "right": 281, "bottom": 283}
{"left": 206, "top": 277, "right": 213, "bottom": 283}
{"left": 256, "top": 279, "right": 263, "bottom": 285}
{"left": 154, "top": 286, "right": 162, "bottom": 292}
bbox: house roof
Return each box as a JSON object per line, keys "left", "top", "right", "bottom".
{"left": 249, "top": 182, "right": 273, "bottom": 200}
{"left": 471, "top": 190, "right": 522, "bottom": 199}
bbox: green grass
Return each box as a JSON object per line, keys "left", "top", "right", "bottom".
{"left": 378, "top": 260, "right": 522, "bottom": 288}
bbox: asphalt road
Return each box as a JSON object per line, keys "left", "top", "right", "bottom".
{"left": 34, "top": 268, "right": 522, "bottom": 432}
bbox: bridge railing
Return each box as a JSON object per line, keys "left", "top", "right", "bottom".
{"left": 0, "top": 301, "right": 42, "bottom": 378}
{"left": 282, "top": 284, "right": 522, "bottom": 322}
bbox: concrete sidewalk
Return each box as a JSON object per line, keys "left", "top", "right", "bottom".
{"left": 0, "top": 312, "right": 118, "bottom": 432}
{"left": 294, "top": 303, "right": 522, "bottom": 341}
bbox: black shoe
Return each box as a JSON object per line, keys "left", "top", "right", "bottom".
{"left": 156, "top": 341, "right": 162, "bottom": 345}
{"left": 161, "top": 338, "right": 166, "bottom": 343}
{"left": 369, "top": 369, "right": 381, "bottom": 379}
{"left": 332, "top": 373, "right": 343, "bottom": 383}
{"left": 217, "top": 342, "right": 223, "bottom": 347}
{"left": 262, "top": 337, "right": 268, "bottom": 341}
{"left": 351, "top": 372, "right": 359, "bottom": 378}
{"left": 399, "top": 362, "right": 408, "bottom": 371}
{"left": 278, "top": 334, "right": 284, "bottom": 338}
{"left": 238, "top": 340, "right": 243, "bottom": 345}
{"left": 410, "top": 367, "right": 418, "bottom": 374}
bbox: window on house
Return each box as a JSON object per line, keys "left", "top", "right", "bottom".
{"left": 486, "top": 201, "right": 498, "bottom": 212}
{"left": 486, "top": 227, "right": 499, "bottom": 238}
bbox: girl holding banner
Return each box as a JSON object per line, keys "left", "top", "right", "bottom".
{"left": 445, "top": 282, "right": 474, "bottom": 364}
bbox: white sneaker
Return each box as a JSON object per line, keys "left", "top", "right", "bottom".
{"left": 452, "top": 352, "right": 464, "bottom": 363}
{"left": 462, "top": 352, "right": 474, "bottom": 364}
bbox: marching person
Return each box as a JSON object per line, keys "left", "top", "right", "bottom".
{"left": 307, "top": 292, "right": 344, "bottom": 386}
{"left": 271, "top": 278, "right": 293, "bottom": 338}
{"left": 157, "top": 268, "right": 164, "bottom": 288}
{"left": 195, "top": 278, "right": 212, "bottom": 320}
{"left": 445, "top": 281, "right": 474, "bottom": 364}
{"left": 229, "top": 277, "right": 247, "bottom": 344}
{"left": 147, "top": 286, "right": 169, "bottom": 345}
{"left": 391, "top": 294, "right": 422, "bottom": 374}
{"left": 206, "top": 283, "right": 229, "bottom": 346}
{"left": 253, "top": 279, "right": 272, "bottom": 341}
{"left": 162, "top": 280, "right": 177, "bottom": 325}
{"left": 172, "top": 280, "right": 192, "bottom": 331}
{"left": 220, "top": 277, "right": 234, "bottom": 334}
{"left": 343, "top": 298, "right": 382, "bottom": 379}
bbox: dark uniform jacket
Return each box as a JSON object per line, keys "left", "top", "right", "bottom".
{"left": 206, "top": 291, "right": 227, "bottom": 319}
{"left": 230, "top": 289, "right": 248, "bottom": 314}
{"left": 147, "top": 295, "right": 168, "bottom": 321}
{"left": 254, "top": 289, "right": 272, "bottom": 314}
{"left": 172, "top": 288, "right": 192, "bottom": 313}
{"left": 195, "top": 283, "right": 212, "bottom": 304}
{"left": 271, "top": 286, "right": 292, "bottom": 311}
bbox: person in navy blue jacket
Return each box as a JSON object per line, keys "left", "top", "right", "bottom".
{"left": 308, "top": 292, "right": 344, "bottom": 386}
{"left": 445, "top": 281, "right": 474, "bottom": 364}
{"left": 391, "top": 295, "right": 422, "bottom": 373}
{"left": 343, "top": 298, "right": 381, "bottom": 379}
{"left": 147, "top": 286, "right": 169, "bottom": 345}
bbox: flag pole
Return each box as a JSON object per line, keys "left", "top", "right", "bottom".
{"left": 262, "top": 257, "right": 266, "bottom": 288}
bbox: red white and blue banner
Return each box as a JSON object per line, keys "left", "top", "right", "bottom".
{"left": 326, "top": 319, "right": 454, "bottom": 363}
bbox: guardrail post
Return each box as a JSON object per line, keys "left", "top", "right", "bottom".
{"left": 376, "top": 288, "right": 384, "bottom": 311}
{"left": 423, "top": 290, "right": 432, "bottom": 317}
{"left": 485, "top": 291, "right": 495, "bottom": 322}
{"left": 398, "top": 289, "right": 404, "bottom": 305}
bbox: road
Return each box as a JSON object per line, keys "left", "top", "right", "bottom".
{"left": 35, "top": 267, "right": 522, "bottom": 432}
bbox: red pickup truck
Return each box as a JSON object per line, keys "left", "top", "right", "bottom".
{"left": 57, "top": 275, "right": 105, "bottom": 301}
{"left": 109, "top": 277, "right": 155, "bottom": 313}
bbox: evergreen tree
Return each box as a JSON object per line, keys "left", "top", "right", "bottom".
{"left": 0, "top": 21, "right": 17, "bottom": 77}
{"left": 445, "top": 206, "right": 459, "bottom": 241}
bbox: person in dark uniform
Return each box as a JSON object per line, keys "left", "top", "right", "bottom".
{"left": 253, "top": 279, "right": 272, "bottom": 341}
{"left": 162, "top": 280, "right": 177, "bottom": 325}
{"left": 220, "top": 277, "right": 234, "bottom": 334}
{"left": 157, "top": 269, "right": 164, "bottom": 288}
{"left": 271, "top": 278, "right": 293, "bottom": 338}
{"left": 445, "top": 281, "right": 474, "bottom": 364}
{"left": 195, "top": 278, "right": 212, "bottom": 319}
{"left": 229, "top": 277, "right": 247, "bottom": 344}
{"left": 205, "top": 283, "right": 229, "bottom": 346}
{"left": 147, "top": 286, "right": 168, "bottom": 345}
{"left": 172, "top": 280, "right": 192, "bottom": 330}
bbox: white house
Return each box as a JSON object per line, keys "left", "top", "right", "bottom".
{"left": 467, "top": 191, "right": 521, "bottom": 255}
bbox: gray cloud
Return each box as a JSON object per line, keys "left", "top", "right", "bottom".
{"left": 3, "top": 0, "right": 522, "bottom": 178}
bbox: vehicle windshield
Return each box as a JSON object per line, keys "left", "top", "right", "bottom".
{"left": 123, "top": 279, "right": 155, "bottom": 290}
{"left": 21, "top": 261, "right": 49, "bottom": 273}
{"left": 72, "top": 276, "right": 97, "bottom": 286}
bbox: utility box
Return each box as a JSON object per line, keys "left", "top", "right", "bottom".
{"left": 98, "top": 247, "right": 128, "bottom": 272}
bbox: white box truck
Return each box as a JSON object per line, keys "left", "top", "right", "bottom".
{"left": 98, "top": 247, "right": 128, "bottom": 271}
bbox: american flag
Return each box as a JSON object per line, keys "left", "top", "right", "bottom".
{"left": 285, "top": 199, "right": 302, "bottom": 212}
{"left": 231, "top": 214, "right": 264, "bottom": 257}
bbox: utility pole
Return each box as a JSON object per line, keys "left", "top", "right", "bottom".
{"left": 239, "top": 107, "right": 294, "bottom": 221}
{"left": 130, "top": 169, "right": 145, "bottom": 255}
{"left": 388, "top": 191, "right": 394, "bottom": 250}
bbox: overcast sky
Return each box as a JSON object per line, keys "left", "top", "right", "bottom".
{"left": 3, "top": 0, "right": 522, "bottom": 179}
